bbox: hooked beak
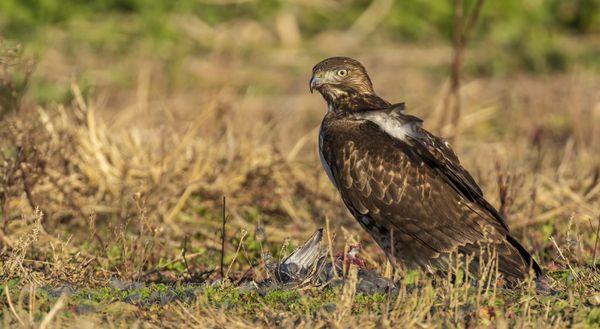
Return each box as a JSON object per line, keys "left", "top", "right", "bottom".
{"left": 309, "top": 75, "right": 320, "bottom": 93}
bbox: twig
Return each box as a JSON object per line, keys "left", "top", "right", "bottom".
{"left": 141, "top": 250, "right": 205, "bottom": 278}
{"left": 174, "top": 300, "right": 203, "bottom": 326}
{"left": 235, "top": 239, "right": 261, "bottom": 285}
{"left": 29, "top": 284, "right": 35, "bottom": 324}
{"left": 448, "top": 0, "right": 464, "bottom": 142}
{"left": 39, "top": 296, "right": 65, "bottom": 329}
{"left": 166, "top": 182, "right": 201, "bottom": 224}
{"left": 182, "top": 236, "right": 193, "bottom": 280}
{"left": 325, "top": 218, "right": 339, "bottom": 279}
{"left": 443, "top": 0, "right": 486, "bottom": 141}
{"left": 462, "top": 0, "right": 486, "bottom": 43}
{"left": 550, "top": 236, "right": 579, "bottom": 279}
{"left": 5, "top": 285, "right": 25, "bottom": 327}
{"left": 348, "top": 0, "right": 394, "bottom": 41}
{"left": 2, "top": 197, "right": 9, "bottom": 235}
{"left": 225, "top": 229, "right": 247, "bottom": 279}
{"left": 592, "top": 214, "right": 600, "bottom": 267}
{"left": 21, "top": 170, "right": 38, "bottom": 213}
{"left": 220, "top": 196, "right": 227, "bottom": 279}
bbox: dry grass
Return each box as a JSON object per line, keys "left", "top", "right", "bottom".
{"left": 0, "top": 34, "right": 599, "bottom": 328}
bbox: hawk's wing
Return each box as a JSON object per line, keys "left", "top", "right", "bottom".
{"left": 320, "top": 111, "right": 537, "bottom": 280}
{"left": 408, "top": 125, "right": 509, "bottom": 230}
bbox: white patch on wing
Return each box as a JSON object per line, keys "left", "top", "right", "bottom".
{"left": 357, "top": 112, "right": 419, "bottom": 141}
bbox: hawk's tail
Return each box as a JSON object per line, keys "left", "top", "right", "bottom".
{"left": 506, "top": 235, "right": 544, "bottom": 278}
{"left": 505, "top": 234, "right": 552, "bottom": 292}
{"left": 505, "top": 234, "right": 542, "bottom": 277}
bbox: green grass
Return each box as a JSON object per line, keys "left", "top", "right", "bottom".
{"left": 1, "top": 2, "right": 599, "bottom": 327}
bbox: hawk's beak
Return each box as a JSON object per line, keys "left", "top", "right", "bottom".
{"left": 309, "top": 75, "right": 320, "bottom": 94}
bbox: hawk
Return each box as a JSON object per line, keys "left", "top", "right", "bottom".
{"left": 310, "top": 57, "right": 542, "bottom": 284}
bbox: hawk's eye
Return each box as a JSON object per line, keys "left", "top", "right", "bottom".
{"left": 337, "top": 69, "right": 348, "bottom": 77}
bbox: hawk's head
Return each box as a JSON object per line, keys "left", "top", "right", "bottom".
{"left": 310, "top": 57, "right": 374, "bottom": 102}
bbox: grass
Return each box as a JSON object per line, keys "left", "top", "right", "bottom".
{"left": 1, "top": 5, "right": 600, "bottom": 327}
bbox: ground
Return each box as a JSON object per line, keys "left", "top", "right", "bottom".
{"left": 0, "top": 10, "right": 599, "bottom": 327}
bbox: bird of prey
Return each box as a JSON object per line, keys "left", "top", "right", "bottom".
{"left": 310, "top": 57, "right": 542, "bottom": 284}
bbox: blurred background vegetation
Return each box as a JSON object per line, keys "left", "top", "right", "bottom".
{"left": 0, "top": 4, "right": 599, "bottom": 326}
{"left": 0, "top": 0, "right": 598, "bottom": 106}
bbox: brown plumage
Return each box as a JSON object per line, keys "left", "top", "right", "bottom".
{"left": 311, "top": 57, "right": 542, "bottom": 283}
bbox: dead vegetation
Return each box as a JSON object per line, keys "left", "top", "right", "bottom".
{"left": 0, "top": 26, "right": 599, "bottom": 327}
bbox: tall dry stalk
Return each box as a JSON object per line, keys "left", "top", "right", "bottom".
{"left": 439, "top": 0, "right": 486, "bottom": 142}
{"left": 220, "top": 196, "right": 228, "bottom": 280}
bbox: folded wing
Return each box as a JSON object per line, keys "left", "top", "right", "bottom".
{"left": 320, "top": 110, "right": 540, "bottom": 281}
